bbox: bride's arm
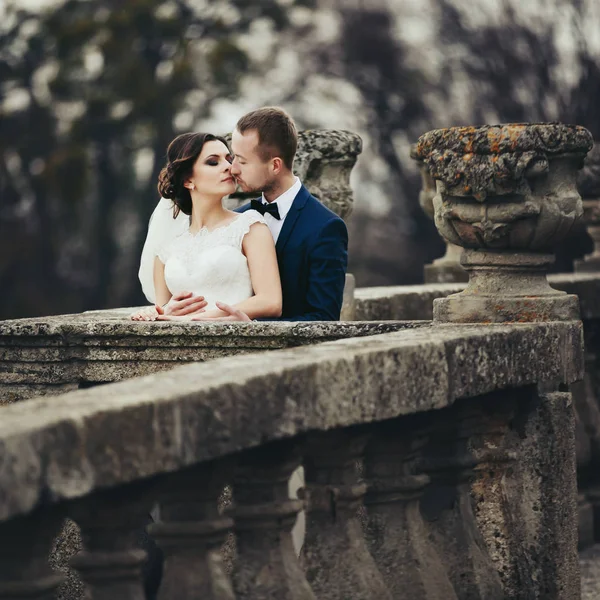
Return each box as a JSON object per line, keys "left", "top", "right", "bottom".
{"left": 153, "top": 257, "right": 172, "bottom": 307}
{"left": 229, "top": 222, "right": 282, "bottom": 319}
{"left": 131, "top": 257, "right": 171, "bottom": 320}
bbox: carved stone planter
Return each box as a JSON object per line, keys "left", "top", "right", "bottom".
{"left": 410, "top": 145, "right": 468, "bottom": 284}
{"left": 416, "top": 123, "right": 593, "bottom": 323}
{"left": 575, "top": 143, "right": 600, "bottom": 273}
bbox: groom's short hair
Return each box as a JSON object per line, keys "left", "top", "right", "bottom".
{"left": 236, "top": 107, "right": 298, "bottom": 170}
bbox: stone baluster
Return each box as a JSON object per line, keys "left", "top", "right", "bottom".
{"left": 418, "top": 405, "right": 504, "bottom": 600}
{"left": 301, "top": 429, "right": 392, "bottom": 600}
{"left": 416, "top": 123, "right": 593, "bottom": 324}
{"left": 148, "top": 461, "right": 235, "bottom": 600}
{"left": 0, "top": 509, "right": 64, "bottom": 599}
{"left": 229, "top": 441, "right": 315, "bottom": 600}
{"left": 410, "top": 144, "right": 468, "bottom": 284}
{"left": 362, "top": 415, "right": 457, "bottom": 599}
{"left": 456, "top": 392, "right": 530, "bottom": 596}
{"left": 69, "top": 485, "right": 157, "bottom": 600}
{"left": 575, "top": 143, "right": 600, "bottom": 272}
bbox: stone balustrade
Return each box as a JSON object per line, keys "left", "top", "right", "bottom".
{"left": 0, "top": 120, "right": 596, "bottom": 598}
{"left": 0, "top": 319, "right": 583, "bottom": 599}
{"left": 0, "top": 315, "right": 419, "bottom": 403}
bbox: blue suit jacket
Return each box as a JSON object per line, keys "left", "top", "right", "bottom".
{"left": 236, "top": 185, "right": 348, "bottom": 321}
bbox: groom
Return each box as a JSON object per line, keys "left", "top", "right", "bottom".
{"left": 163, "top": 107, "right": 348, "bottom": 322}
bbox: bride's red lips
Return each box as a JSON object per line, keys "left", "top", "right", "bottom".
{"left": 222, "top": 176, "right": 234, "bottom": 183}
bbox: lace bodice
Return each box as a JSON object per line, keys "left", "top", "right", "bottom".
{"left": 158, "top": 210, "right": 266, "bottom": 311}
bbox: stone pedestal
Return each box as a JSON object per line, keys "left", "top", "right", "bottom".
{"left": 434, "top": 250, "right": 579, "bottom": 323}
{"left": 416, "top": 123, "right": 593, "bottom": 324}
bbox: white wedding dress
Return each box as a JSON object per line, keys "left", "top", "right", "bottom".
{"left": 138, "top": 198, "right": 266, "bottom": 309}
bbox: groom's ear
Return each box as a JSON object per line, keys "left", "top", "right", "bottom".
{"left": 271, "top": 157, "right": 283, "bottom": 175}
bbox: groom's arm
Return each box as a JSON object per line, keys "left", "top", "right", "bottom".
{"left": 276, "top": 217, "right": 348, "bottom": 322}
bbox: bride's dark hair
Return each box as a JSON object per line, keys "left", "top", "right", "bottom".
{"left": 157, "top": 132, "right": 229, "bottom": 218}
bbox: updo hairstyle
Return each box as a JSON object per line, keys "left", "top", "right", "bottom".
{"left": 157, "top": 132, "right": 229, "bottom": 217}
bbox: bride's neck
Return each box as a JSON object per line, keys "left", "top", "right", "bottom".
{"left": 188, "top": 195, "right": 227, "bottom": 232}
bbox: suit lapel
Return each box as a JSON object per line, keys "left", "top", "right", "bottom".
{"left": 275, "top": 185, "right": 310, "bottom": 255}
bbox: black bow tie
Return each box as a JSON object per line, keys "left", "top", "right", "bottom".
{"left": 251, "top": 199, "right": 281, "bottom": 220}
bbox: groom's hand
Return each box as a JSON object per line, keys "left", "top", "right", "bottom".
{"left": 191, "top": 301, "right": 251, "bottom": 322}
{"left": 163, "top": 291, "right": 207, "bottom": 317}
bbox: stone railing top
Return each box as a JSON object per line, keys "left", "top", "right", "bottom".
{"left": 578, "top": 143, "right": 600, "bottom": 198}
{"left": 354, "top": 273, "right": 600, "bottom": 322}
{"left": 415, "top": 123, "right": 593, "bottom": 200}
{"left": 0, "top": 322, "right": 582, "bottom": 523}
{"left": 0, "top": 309, "right": 417, "bottom": 342}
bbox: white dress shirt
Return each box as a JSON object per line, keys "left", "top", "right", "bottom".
{"left": 260, "top": 176, "right": 302, "bottom": 243}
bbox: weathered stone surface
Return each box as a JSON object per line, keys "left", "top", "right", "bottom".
{"left": 0, "top": 322, "right": 583, "bottom": 524}
{"left": 0, "top": 316, "right": 419, "bottom": 400}
{"left": 302, "top": 430, "right": 391, "bottom": 600}
{"left": 294, "top": 130, "right": 362, "bottom": 220}
{"left": 363, "top": 416, "right": 457, "bottom": 599}
{"left": 340, "top": 273, "right": 356, "bottom": 321}
{"left": 354, "top": 273, "right": 600, "bottom": 322}
{"left": 0, "top": 312, "right": 410, "bottom": 342}
{"left": 432, "top": 251, "right": 581, "bottom": 324}
{"left": 514, "top": 391, "right": 580, "bottom": 598}
{"left": 416, "top": 123, "right": 592, "bottom": 323}
{"left": 355, "top": 284, "right": 465, "bottom": 321}
{"left": 416, "top": 123, "right": 593, "bottom": 201}
{"left": 68, "top": 485, "right": 156, "bottom": 600}
{"left": 149, "top": 462, "right": 235, "bottom": 600}
{"left": 463, "top": 389, "right": 580, "bottom": 598}
{"left": 420, "top": 403, "right": 505, "bottom": 600}
{"left": 230, "top": 442, "right": 314, "bottom": 600}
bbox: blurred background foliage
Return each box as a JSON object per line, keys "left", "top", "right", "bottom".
{"left": 1, "top": 0, "right": 599, "bottom": 319}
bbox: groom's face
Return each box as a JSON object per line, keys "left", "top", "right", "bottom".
{"left": 231, "top": 129, "right": 276, "bottom": 194}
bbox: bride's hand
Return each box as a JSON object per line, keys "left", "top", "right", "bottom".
{"left": 191, "top": 301, "right": 251, "bottom": 322}
{"left": 163, "top": 291, "right": 208, "bottom": 316}
{"left": 130, "top": 306, "right": 160, "bottom": 321}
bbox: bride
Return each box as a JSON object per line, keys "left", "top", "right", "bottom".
{"left": 132, "top": 132, "right": 282, "bottom": 321}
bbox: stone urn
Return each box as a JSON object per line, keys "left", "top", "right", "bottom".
{"left": 575, "top": 143, "right": 600, "bottom": 273}
{"left": 416, "top": 123, "right": 593, "bottom": 323}
{"left": 410, "top": 144, "right": 468, "bottom": 284}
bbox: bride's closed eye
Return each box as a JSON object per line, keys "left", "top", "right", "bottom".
{"left": 205, "top": 155, "right": 233, "bottom": 166}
